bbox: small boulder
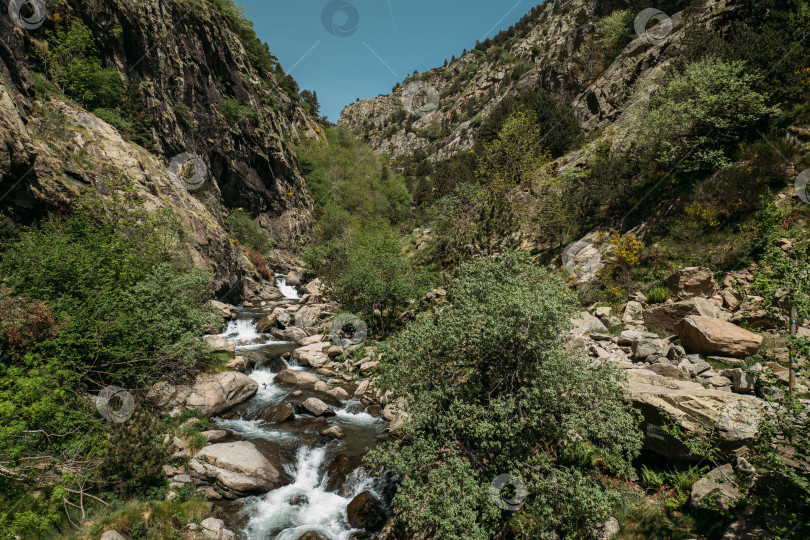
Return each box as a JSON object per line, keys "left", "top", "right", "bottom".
{"left": 319, "top": 425, "right": 345, "bottom": 438}
{"left": 301, "top": 397, "right": 336, "bottom": 417}
{"left": 623, "top": 301, "right": 645, "bottom": 323}
{"left": 347, "top": 491, "right": 387, "bottom": 532}
{"left": 254, "top": 313, "right": 278, "bottom": 333}
{"left": 293, "top": 342, "right": 332, "bottom": 368}
{"left": 286, "top": 270, "right": 304, "bottom": 286}
{"left": 667, "top": 267, "right": 718, "bottom": 300}
{"left": 202, "top": 334, "right": 236, "bottom": 354}
{"left": 274, "top": 369, "right": 320, "bottom": 389}
{"left": 200, "top": 517, "right": 236, "bottom": 540}
{"left": 261, "top": 403, "right": 296, "bottom": 424}
{"left": 676, "top": 316, "right": 762, "bottom": 358}
{"left": 690, "top": 464, "right": 740, "bottom": 511}
{"left": 271, "top": 326, "right": 308, "bottom": 343}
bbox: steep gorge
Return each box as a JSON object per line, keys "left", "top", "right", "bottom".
{"left": 0, "top": 0, "right": 315, "bottom": 296}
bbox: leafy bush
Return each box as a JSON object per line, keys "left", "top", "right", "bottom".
{"left": 646, "top": 286, "right": 671, "bottom": 304}
{"left": 0, "top": 176, "right": 219, "bottom": 533}
{"left": 595, "top": 9, "right": 634, "bottom": 63}
{"left": 40, "top": 19, "right": 124, "bottom": 110}
{"left": 368, "top": 252, "right": 642, "bottom": 539}
{"left": 224, "top": 209, "right": 271, "bottom": 253}
{"left": 640, "top": 57, "right": 772, "bottom": 173}
{"left": 219, "top": 97, "right": 258, "bottom": 124}
{"left": 330, "top": 225, "right": 434, "bottom": 333}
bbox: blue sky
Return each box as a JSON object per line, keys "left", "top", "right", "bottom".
{"left": 240, "top": 0, "right": 542, "bottom": 122}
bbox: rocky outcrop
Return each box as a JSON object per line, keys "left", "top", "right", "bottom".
{"left": 643, "top": 297, "right": 726, "bottom": 333}
{"left": 676, "top": 316, "right": 763, "bottom": 358}
{"left": 0, "top": 0, "right": 314, "bottom": 296}
{"left": 147, "top": 372, "right": 258, "bottom": 417}
{"left": 667, "top": 267, "right": 718, "bottom": 300}
{"left": 627, "top": 368, "right": 761, "bottom": 460}
{"left": 188, "top": 441, "right": 290, "bottom": 498}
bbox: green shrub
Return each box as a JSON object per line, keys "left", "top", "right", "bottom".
{"left": 0, "top": 176, "right": 219, "bottom": 534}
{"left": 330, "top": 225, "right": 434, "bottom": 334}
{"left": 224, "top": 209, "right": 271, "bottom": 253}
{"left": 40, "top": 19, "right": 124, "bottom": 110}
{"left": 368, "top": 252, "right": 642, "bottom": 539}
{"left": 219, "top": 97, "right": 258, "bottom": 124}
{"left": 646, "top": 286, "right": 671, "bottom": 304}
{"left": 595, "top": 9, "right": 634, "bottom": 63}
{"left": 640, "top": 57, "right": 772, "bottom": 173}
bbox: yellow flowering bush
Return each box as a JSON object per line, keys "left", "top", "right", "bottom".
{"left": 684, "top": 202, "right": 720, "bottom": 229}
{"left": 609, "top": 231, "right": 644, "bottom": 267}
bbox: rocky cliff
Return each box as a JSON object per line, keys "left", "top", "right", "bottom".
{"left": 0, "top": 0, "right": 316, "bottom": 297}
{"left": 338, "top": 0, "right": 718, "bottom": 162}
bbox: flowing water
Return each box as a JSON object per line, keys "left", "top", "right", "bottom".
{"left": 214, "top": 312, "right": 388, "bottom": 539}
{"left": 276, "top": 275, "right": 300, "bottom": 300}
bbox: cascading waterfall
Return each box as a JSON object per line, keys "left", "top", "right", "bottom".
{"left": 242, "top": 445, "right": 379, "bottom": 540}
{"left": 276, "top": 276, "right": 300, "bottom": 300}
{"left": 210, "top": 327, "right": 389, "bottom": 539}
{"left": 219, "top": 318, "right": 288, "bottom": 350}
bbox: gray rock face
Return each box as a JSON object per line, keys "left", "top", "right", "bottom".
{"left": 189, "top": 441, "right": 290, "bottom": 497}
{"left": 667, "top": 267, "right": 718, "bottom": 300}
{"left": 627, "top": 368, "right": 761, "bottom": 460}
{"left": 643, "top": 297, "right": 726, "bottom": 333}
{"left": 676, "top": 316, "right": 762, "bottom": 358}
{"left": 690, "top": 464, "right": 740, "bottom": 511}
{"left": 147, "top": 372, "right": 258, "bottom": 417}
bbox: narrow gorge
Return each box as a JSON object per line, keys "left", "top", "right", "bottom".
{"left": 1, "top": 0, "right": 809, "bottom": 539}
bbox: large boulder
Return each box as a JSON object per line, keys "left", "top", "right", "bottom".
{"left": 293, "top": 342, "right": 332, "bottom": 368}
{"left": 274, "top": 369, "right": 320, "bottom": 389}
{"left": 271, "top": 326, "right": 308, "bottom": 343}
{"left": 202, "top": 334, "right": 236, "bottom": 354}
{"left": 676, "top": 316, "right": 762, "bottom": 358}
{"left": 294, "top": 305, "right": 322, "bottom": 330}
{"left": 347, "top": 491, "right": 387, "bottom": 532}
{"left": 627, "top": 368, "right": 761, "bottom": 460}
{"left": 667, "top": 267, "right": 718, "bottom": 300}
{"left": 643, "top": 297, "right": 726, "bottom": 333}
{"left": 188, "top": 441, "right": 290, "bottom": 497}
{"left": 690, "top": 464, "right": 741, "bottom": 511}
{"left": 300, "top": 397, "right": 336, "bottom": 417}
{"left": 147, "top": 372, "right": 258, "bottom": 417}
{"left": 200, "top": 517, "right": 237, "bottom": 540}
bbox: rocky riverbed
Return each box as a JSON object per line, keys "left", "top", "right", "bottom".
{"left": 142, "top": 277, "right": 397, "bottom": 539}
